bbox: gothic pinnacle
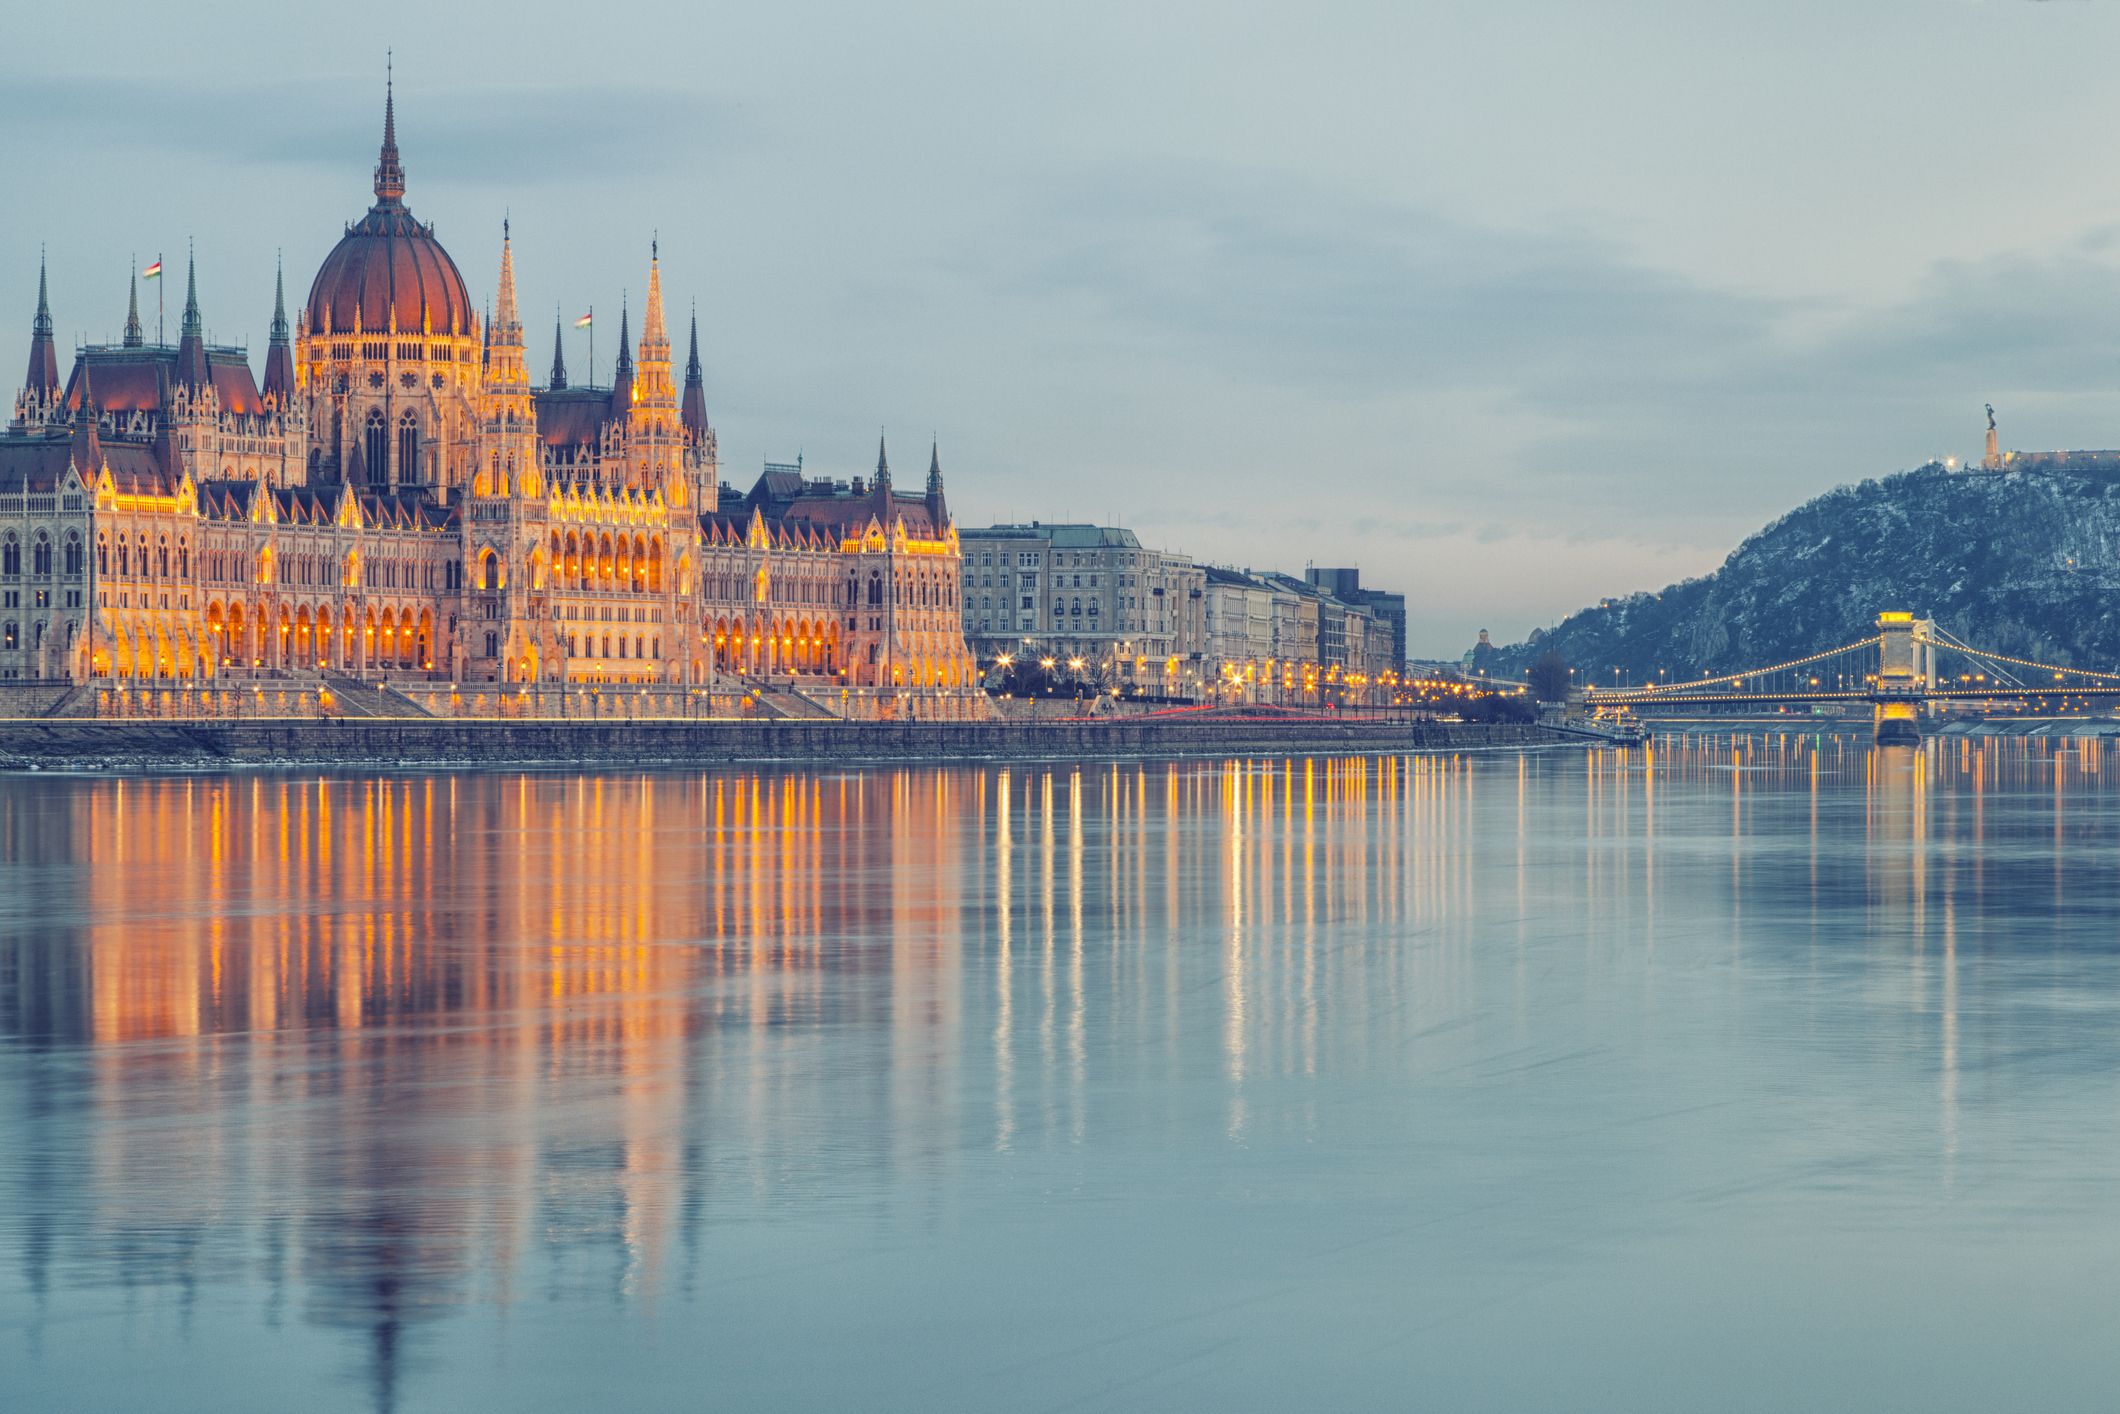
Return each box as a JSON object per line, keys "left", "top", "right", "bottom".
{"left": 270, "top": 252, "right": 289, "bottom": 342}
{"left": 374, "top": 52, "right": 405, "bottom": 206}
{"left": 124, "top": 259, "right": 143, "bottom": 348}
{"left": 33, "top": 249, "right": 52, "bottom": 337}
{"left": 550, "top": 306, "right": 569, "bottom": 390}
{"left": 642, "top": 241, "right": 667, "bottom": 356}
{"left": 180, "top": 245, "right": 202, "bottom": 339}
{"left": 494, "top": 219, "right": 520, "bottom": 335}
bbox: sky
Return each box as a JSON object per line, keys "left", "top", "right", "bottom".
{"left": 7, "top": 0, "right": 2120, "bottom": 655}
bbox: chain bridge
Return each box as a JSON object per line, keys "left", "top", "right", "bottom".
{"left": 1579, "top": 612, "right": 2120, "bottom": 743}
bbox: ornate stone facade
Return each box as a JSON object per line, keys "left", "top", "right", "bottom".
{"left": 0, "top": 85, "right": 975, "bottom": 704}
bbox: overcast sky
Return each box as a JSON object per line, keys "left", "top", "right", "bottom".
{"left": 7, "top": 1, "right": 2119, "bottom": 653}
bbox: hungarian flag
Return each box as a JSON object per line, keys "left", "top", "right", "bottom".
{"left": 141, "top": 259, "right": 162, "bottom": 280}
{"left": 574, "top": 312, "right": 593, "bottom": 328}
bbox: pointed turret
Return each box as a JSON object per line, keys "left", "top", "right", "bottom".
{"left": 175, "top": 246, "right": 209, "bottom": 389}
{"left": 70, "top": 359, "right": 102, "bottom": 475}
{"left": 642, "top": 240, "right": 669, "bottom": 360}
{"left": 495, "top": 218, "right": 521, "bottom": 338}
{"left": 680, "top": 307, "right": 707, "bottom": 440}
{"left": 23, "top": 253, "right": 59, "bottom": 395}
{"left": 485, "top": 224, "right": 530, "bottom": 400}
{"left": 609, "top": 300, "right": 634, "bottom": 409}
{"left": 374, "top": 56, "right": 406, "bottom": 208}
{"left": 262, "top": 254, "right": 294, "bottom": 402}
{"left": 123, "top": 263, "right": 143, "bottom": 348}
{"left": 630, "top": 241, "right": 676, "bottom": 413}
{"left": 875, "top": 431, "right": 892, "bottom": 494}
{"left": 925, "top": 437, "right": 947, "bottom": 526}
{"left": 550, "top": 307, "right": 568, "bottom": 390}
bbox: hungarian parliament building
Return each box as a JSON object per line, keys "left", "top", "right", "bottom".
{"left": 0, "top": 85, "right": 974, "bottom": 707}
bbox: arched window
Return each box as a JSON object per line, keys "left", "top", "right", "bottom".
{"left": 63, "top": 535, "right": 82, "bottom": 578}
{"left": 32, "top": 535, "right": 52, "bottom": 577}
{"left": 175, "top": 540, "right": 187, "bottom": 579}
{"left": 398, "top": 412, "right": 420, "bottom": 484}
{"left": 363, "top": 409, "right": 387, "bottom": 483}
{"left": 97, "top": 538, "right": 109, "bottom": 576}
{"left": 2, "top": 623, "right": 14, "bottom": 651}
{"left": 157, "top": 539, "right": 170, "bottom": 577}
{"left": 0, "top": 536, "right": 17, "bottom": 577}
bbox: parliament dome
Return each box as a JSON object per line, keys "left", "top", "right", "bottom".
{"left": 304, "top": 83, "right": 473, "bottom": 339}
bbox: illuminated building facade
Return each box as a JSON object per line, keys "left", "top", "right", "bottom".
{"left": 0, "top": 84, "right": 974, "bottom": 700}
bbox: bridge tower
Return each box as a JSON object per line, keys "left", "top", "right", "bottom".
{"left": 1874, "top": 611, "right": 1928, "bottom": 745}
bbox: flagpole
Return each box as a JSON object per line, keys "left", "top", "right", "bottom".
{"left": 589, "top": 307, "right": 594, "bottom": 388}
{"left": 156, "top": 252, "right": 164, "bottom": 345}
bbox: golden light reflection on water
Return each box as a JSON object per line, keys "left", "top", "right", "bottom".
{"left": 5, "top": 734, "right": 2120, "bottom": 1409}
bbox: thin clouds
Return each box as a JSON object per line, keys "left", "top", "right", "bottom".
{"left": 0, "top": 76, "right": 731, "bottom": 184}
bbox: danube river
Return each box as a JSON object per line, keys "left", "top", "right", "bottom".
{"left": 5, "top": 737, "right": 2120, "bottom": 1412}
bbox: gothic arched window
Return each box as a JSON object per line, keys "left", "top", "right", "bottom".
{"left": 32, "top": 536, "right": 52, "bottom": 577}
{"left": 398, "top": 412, "right": 420, "bottom": 484}
{"left": 363, "top": 409, "right": 387, "bottom": 484}
{"left": 0, "top": 536, "right": 17, "bottom": 578}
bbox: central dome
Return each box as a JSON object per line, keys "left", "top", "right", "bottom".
{"left": 304, "top": 84, "right": 473, "bottom": 339}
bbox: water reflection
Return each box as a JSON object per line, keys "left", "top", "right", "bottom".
{"left": 5, "top": 735, "right": 2120, "bottom": 1411}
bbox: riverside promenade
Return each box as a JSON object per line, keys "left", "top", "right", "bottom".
{"left": 0, "top": 716, "right": 1576, "bottom": 772}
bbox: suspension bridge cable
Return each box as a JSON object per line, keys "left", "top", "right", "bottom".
{"left": 1585, "top": 634, "right": 1884, "bottom": 697}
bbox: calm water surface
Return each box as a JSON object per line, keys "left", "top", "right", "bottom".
{"left": 4, "top": 737, "right": 2120, "bottom": 1411}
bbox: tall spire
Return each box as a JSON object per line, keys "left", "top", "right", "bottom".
{"left": 175, "top": 244, "right": 208, "bottom": 388}
{"left": 680, "top": 306, "right": 707, "bottom": 439}
{"left": 550, "top": 307, "right": 569, "bottom": 390}
{"left": 262, "top": 253, "right": 294, "bottom": 402}
{"left": 25, "top": 250, "right": 58, "bottom": 394}
{"left": 875, "top": 431, "right": 891, "bottom": 493}
{"left": 641, "top": 238, "right": 668, "bottom": 357}
{"left": 179, "top": 245, "right": 202, "bottom": 339}
{"left": 374, "top": 53, "right": 405, "bottom": 208}
{"left": 924, "top": 436, "right": 947, "bottom": 524}
{"left": 609, "top": 298, "right": 634, "bottom": 409}
{"left": 71, "top": 358, "right": 102, "bottom": 475}
{"left": 494, "top": 218, "right": 520, "bottom": 337}
{"left": 123, "top": 259, "right": 143, "bottom": 348}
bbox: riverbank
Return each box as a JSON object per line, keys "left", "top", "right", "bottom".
{"left": 0, "top": 717, "right": 1580, "bottom": 772}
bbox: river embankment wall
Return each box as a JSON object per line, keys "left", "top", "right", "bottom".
{"left": 0, "top": 718, "right": 1575, "bottom": 772}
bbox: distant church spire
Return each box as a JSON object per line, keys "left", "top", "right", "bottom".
{"left": 123, "top": 258, "right": 143, "bottom": 348}
{"left": 550, "top": 306, "right": 569, "bottom": 390}
{"left": 374, "top": 53, "right": 405, "bottom": 207}
{"left": 875, "top": 430, "right": 891, "bottom": 493}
